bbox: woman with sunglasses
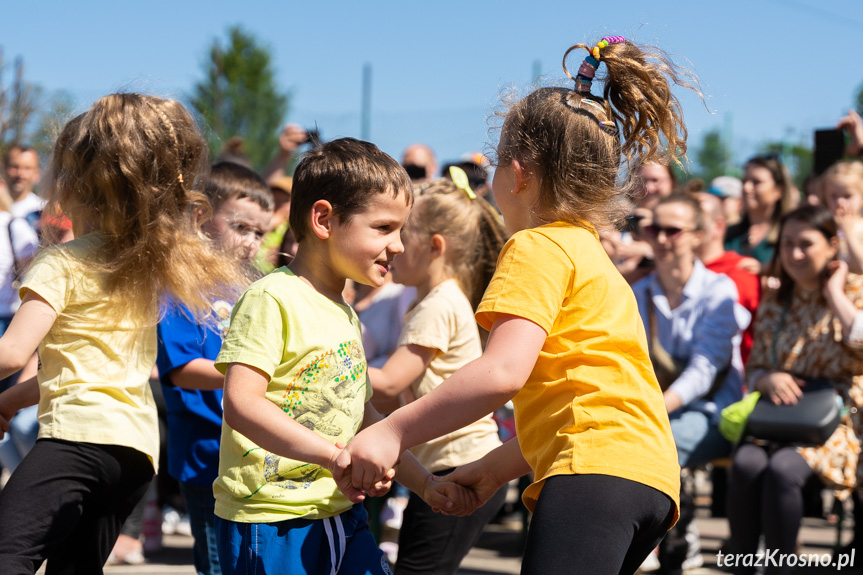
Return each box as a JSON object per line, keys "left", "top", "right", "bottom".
{"left": 727, "top": 205, "right": 863, "bottom": 575}
{"left": 632, "top": 192, "right": 749, "bottom": 572}
{"left": 725, "top": 155, "right": 800, "bottom": 274}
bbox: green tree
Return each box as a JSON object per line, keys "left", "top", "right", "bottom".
{"left": 694, "top": 128, "right": 733, "bottom": 182}
{"left": 190, "top": 26, "right": 289, "bottom": 170}
{"left": 0, "top": 51, "right": 43, "bottom": 156}
{"left": 759, "top": 140, "right": 813, "bottom": 192}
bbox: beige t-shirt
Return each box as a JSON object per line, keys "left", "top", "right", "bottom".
{"left": 400, "top": 279, "right": 501, "bottom": 472}
{"left": 20, "top": 234, "right": 160, "bottom": 470}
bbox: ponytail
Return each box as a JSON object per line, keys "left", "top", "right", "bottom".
{"left": 497, "top": 35, "right": 703, "bottom": 231}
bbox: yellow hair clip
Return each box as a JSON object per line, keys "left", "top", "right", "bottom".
{"left": 449, "top": 166, "right": 476, "bottom": 200}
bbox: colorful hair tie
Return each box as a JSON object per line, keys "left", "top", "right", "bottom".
{"left": 449, "top": 166, "right": 476, "bottom": 200}
{"left": 575, "top": 36, "right": 626, "bottom": 93}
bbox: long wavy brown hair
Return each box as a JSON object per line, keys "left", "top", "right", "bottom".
{"left": 495, "top": 38, "right": 702, "bottom": 232}
{"left": 47, "top": 93, "right": 249, "bottom": 324}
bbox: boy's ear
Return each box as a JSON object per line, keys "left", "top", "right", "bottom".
{"left": 309, "top": 200, "right": 335, "bottom": 239}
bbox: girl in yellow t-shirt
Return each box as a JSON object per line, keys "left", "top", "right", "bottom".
{"left": 0, "top": 93, "right": 247, "bottom": 574}
{"left": 339, "top": 36, "right": 702, "bottom": 574}
{"left": 368, "top": 175, "right": 509, "bottom": 574}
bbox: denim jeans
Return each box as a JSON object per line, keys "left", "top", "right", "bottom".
{"left": 180, "top": 481, "right": 221, "bottom": 575}
{"left": 669, "top": 408, "right": 732, "bottom": 468}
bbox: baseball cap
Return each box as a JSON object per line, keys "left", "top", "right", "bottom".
{"left": 708, "top": 176, "right": 742, "bottom": 199}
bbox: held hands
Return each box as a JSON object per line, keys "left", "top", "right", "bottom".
{"left": 757, "top": 371, "right": 805, "bottom": 405}
{"left": 327, "top": 441, "right": 396, "bottom": 503}
{"left": 334, "top": 418, "right": 403, "bottom": 494}
{"left": 421, "top": 474, "right": 479, "bottom": 516}
{"left": 430, "top": 460, "right": 504, "bottom": 517}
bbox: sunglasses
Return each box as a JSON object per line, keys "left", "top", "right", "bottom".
{"left": 643, "top": 224, "right": 694, "bottom": 240}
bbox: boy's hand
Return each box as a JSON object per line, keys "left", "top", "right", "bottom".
{"left": 327, "top": 442, "right": 366, "bottom": 503}
{"left": 422, "top": 475, "right": 479, "bottom": 516}
{"left": 335, "top": 419, "right": 402, "bottom": 493}
{"left": 432, "top": 460, "right": 504, "bottom": 516}
{"left": 328, "top": 442, "right": 396, "bottom": 502}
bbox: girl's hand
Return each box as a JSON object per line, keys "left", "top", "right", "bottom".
{"left": 335, "top": 419, "right": 402, "bottom": 494}
{"left": 422, "top": 475, "right": 479, "bottom": 516}
{"left": 756, "top": 372, "right": 805, "bottom": 405}
{"left": 823, "top": 260, "right": 849, "bottom": 301}
{"left": 432, "top": 460, "right": 504, "bottom": 516}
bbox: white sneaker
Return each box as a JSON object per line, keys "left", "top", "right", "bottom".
{"left": 639, "top": 549, "right": 660, "bottom": 573}
{"left": 682, "top": 521, "right": 703, "bottom": 570}
{"left": 161, "top": 507, "right": 191, "bottom": 536}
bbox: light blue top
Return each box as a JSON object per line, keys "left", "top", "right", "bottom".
{"left": 632, "top": 259, "right": 750, "bottom": 422}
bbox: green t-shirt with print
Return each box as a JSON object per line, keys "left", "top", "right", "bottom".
{"left": 214, "top": 268, "right": 371, "bottom": 523}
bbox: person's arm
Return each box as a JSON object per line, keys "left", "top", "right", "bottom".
{"left": 368, "top": 343, "right": 435, "bottom": 410}
{"left": 166, "top": 358, "right": 224, "bottom": 391}
{"left": 261, "top": 124, "right": 308, "bottom": 183}
{"left": 823, "top": 260, "right": 861, "bottom": 344}
{"left": 337, "top": 314, "right": 546, "bottom": 492}
{"left": 221, "top": 362, "right": 365, "bottom": 501}
{"left": 835, "top": 215, "right": 863, "bottom": 275}
{"left": 0, "top": 292, "right": 57, "bottom": 380}
{"left": 837, "top": 110, "right": 863, "bottom": 157}
{"left": 0, "top": 376, "right": 39, "bottom": 439}
{"left": 667, "top": 279, "right": 744, "bottom": 410}
{"left": 359, "top": 402, "right": 474, "bottom": 513}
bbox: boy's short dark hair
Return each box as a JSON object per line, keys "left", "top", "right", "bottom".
{"left": 289, "top": 138, "right": 412, "bottom": 242}
{"left": 204, "top": 161, "right": 274, "bottom": 213}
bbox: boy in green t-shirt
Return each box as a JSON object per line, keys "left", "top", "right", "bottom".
{"left": 213, "top": 138, "right": 473, "bottom": 574}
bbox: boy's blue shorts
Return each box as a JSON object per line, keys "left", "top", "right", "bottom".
{"left": 216, "top": 503, "right": 393, "bottom": 575}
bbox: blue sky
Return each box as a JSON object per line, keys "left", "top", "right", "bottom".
{"left": 2, "top": 1, "right": 861, "bottom": 173}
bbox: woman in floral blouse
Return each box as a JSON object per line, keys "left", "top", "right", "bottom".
{"left": 727, "top": 205, "right": 863, "bottom": 575}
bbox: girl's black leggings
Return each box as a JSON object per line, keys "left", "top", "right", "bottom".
{"left": 0, "top": 438, "right": 154, "bottom": 575}
{"left": 522, "top": 473, "right": 675, "bottom": 575}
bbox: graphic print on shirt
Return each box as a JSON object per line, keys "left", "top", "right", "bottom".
{"left": 212, "top": 299, "right": 233, "bottom": 339}
{"left": 256, "top": 340, "right": 367, "bottom": 491}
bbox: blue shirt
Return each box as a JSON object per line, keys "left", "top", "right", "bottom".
{"left": 157, "top": 298, "right": 232, "bottom": 485}
{"left": 632, "top": 260, "right": 749, "bottom": 421}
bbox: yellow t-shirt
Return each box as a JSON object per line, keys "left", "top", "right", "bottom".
{"left": 476, "top": 222, "right": 680, "bottom": 518}
{"left": 214, "top": 268, "right": 372, "bottom": 523}
{"left": 19, "top": 234, "right": 160, "bottom": 470}
{"left": 399, "top": 279, "right": 501, "bottom": 472}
